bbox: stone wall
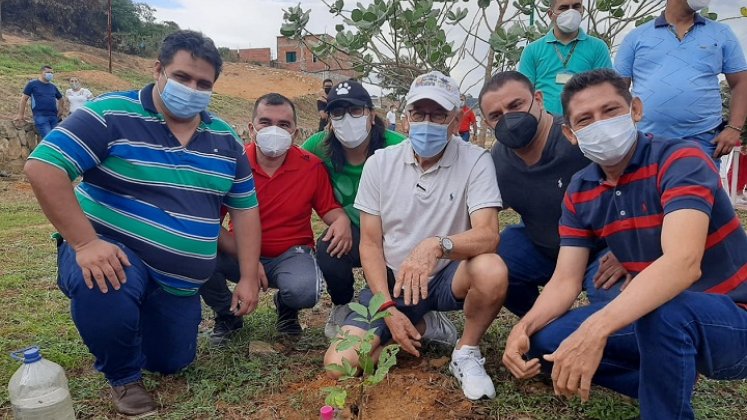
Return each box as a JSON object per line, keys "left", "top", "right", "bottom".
{"left": 0, "top": 119, "right": 39, "bottom": 174}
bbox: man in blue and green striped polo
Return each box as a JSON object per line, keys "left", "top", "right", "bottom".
{"left": 24, "top": 30, "right": 262, "bottom": 417}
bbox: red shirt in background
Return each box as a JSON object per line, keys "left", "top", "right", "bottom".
{"left": 459, "top": 106, "right": 477, "bottom": 133}
{"left": 224, "top": 143, "right": 341, "bottom": 258}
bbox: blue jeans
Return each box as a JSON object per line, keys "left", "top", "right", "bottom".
{"left": 388, "top": 123, "right": 397, "bottom": 131}
{"left": 33, "top": 114, "right": 59, "bottom": 139}
{"left": 528, "top": 292, "right": 747, "bottom": 419}
{"left": 460, "top": 132, "right": 470, "bottom": 142}
{"left": 57, "top": 237, "right": 201, "bottom": 386}
{"left": 498, "top": 224, "right": 620, "bottom": 316}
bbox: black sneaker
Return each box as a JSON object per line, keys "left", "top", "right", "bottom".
{"left": 209, "top": 315, "right": 243, "bottom": 346}
{"left": 274, "top": 294, "right": 302, "bottom": 336}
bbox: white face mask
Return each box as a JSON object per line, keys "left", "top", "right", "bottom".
{"left": 686, "top": 0, "right": 710, "bottom": 11}
{"left": 555, "top": 9, "right": 582, "bottom": 34}
{"left": 332, "top": 114, "right": 370, "bottom": 149}
{"left": 255, "top": 125, "right": 292, "bottom": 158}
{"left": 572, "top": 112, "right": 638, "bottom": 166}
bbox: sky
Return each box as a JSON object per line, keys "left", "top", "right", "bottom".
{"left": 141, "top": 0, "right": 747, "bottom": 96}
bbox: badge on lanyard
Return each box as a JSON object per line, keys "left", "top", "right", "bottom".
{"left": 556, "top": 72, "right": 573, "bottom": 85}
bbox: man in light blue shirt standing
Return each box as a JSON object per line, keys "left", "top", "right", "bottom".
{"left": 615, "top": 0, "right": 747, "bottom": 160}
{"left": 518, "top": 0, "right": 613, "bottom": 115}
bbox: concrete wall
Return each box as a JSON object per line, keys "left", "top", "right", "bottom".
{"left": 0, "top": 120, "right": 39, "bottom": 174}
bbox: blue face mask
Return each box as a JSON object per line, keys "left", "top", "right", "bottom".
{"left": 157, "top": 72, "right": 212, "bottom": 119}
{"left": 43, "top": 72, "right": 54, "bottom": 82}
{"left": 408, "top": 121, "right": 450, "bottom": 158}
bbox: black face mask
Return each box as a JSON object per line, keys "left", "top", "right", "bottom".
{"left": 494, "top": 100, "right": 539, "bottom": 149}
{"left": 324, "top": 87, "right": 332, "bottom": 94}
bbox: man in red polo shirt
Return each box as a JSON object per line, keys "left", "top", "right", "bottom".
{"left": 200, "top": 93, "right": 352, "bottom": 344}
{"left": 458, "top": 94, "right": 478, "bottom": 143}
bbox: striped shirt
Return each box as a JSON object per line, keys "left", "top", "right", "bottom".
{"left": 559, "top": 133, "right": 747, "bottom": 309}
{"left": 28, "top": 84, "right": 258, "bottom": 295}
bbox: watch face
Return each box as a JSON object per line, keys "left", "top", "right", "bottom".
{"left": 442, "top": 237, "right": 454, "bottom": 251}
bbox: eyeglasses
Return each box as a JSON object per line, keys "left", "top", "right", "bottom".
{"left": 408, "top": 110, "right": 451, "bottom": 124}
{"left": 330, "top": 106, "right": 366, "bottom": 120}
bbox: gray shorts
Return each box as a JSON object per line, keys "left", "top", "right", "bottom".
{"left": 343, "top": 261, "right": 463, "bottom": 344}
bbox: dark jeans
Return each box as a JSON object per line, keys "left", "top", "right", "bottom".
{"left": 459, "top": 132, "right": 470, "bottom": 142}
{"left": 528, "top": 292, "right": 747, "bottom": 419}
{"left": 33, "top": 114, "right": 59, "bottom": 139}
{"left": 316, "top": 224, "right": 362, "bottom": 305}
{"left": 498, "top": 224, "right": 621, "bottom": 316}
{"left": 200, "top": 246, "right": 322, "bottom": 319}
{"left": 57, "top": 237, "right": 201, "bottom": 386}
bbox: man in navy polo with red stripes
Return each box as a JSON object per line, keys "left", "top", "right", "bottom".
{"left": 501, "top": 69, "right": 747, "bottom": 419}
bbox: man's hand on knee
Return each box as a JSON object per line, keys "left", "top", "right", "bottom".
{"left": 74, "top": 238, "right": 131, "bottom": 293}
{"left": 394, "top": 237, "right": 440, "bottom": 305}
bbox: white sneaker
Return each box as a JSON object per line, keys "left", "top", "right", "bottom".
{"left": 324, "top": 304, "right": 353, "bottom": 340}
{"left": 449, "top": 345, "right": 496, "bottom": 400}
{"left": 422, "top": 311, "right": 458, "bottom": 347}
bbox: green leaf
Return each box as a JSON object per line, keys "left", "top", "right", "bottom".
{"left": 360, "top": 353, "right": 375, "bottom": 376}
{"left": 369, "top": 310, "right": 391, "bottom": 323}
{"left": 351, "top": 8, "right": 363, "bottom": 21}
{"left": 279, "top": 23, "right": 298, "bottom": 38}
{"left": 367, "top": 344, "right": 400, "bottom": 385}
{"left": 335, "top": 24, "right": 345, "bottom": 32}
{"left": 325, "top": 363, "right": 348, "bottom": 374}
{"left": 335, "top": 334, "right": 361, "bottom": 352}
{"left": 367, "top": 292, "right": 387, "bottom": 316}
{"left": 323, "top": 387, "right": 347, "bottom": 409}
{"left": 349, "top": 302, "right": 369, "bottom": 319}
{"left": 342, "top": 358, "right": 358, "bottom": 377}
{"left": 363, "top": 11, "right": 377, "bottom": 22}
{"left": 477, "top": 0, "right": 491, "bottom": 8}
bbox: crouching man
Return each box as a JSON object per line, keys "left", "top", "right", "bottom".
{"left": 324, "top": 71, "right": 508, "bottom": 401}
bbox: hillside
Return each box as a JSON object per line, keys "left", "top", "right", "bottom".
{"left": 0, "top": 33, "right": 325, "bottom": 134}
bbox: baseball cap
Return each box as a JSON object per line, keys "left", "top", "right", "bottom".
{"left": 405, "top": 71, "right": 461, "bottom": 111}
{"left": 326, "top": 80, "right": 374, "bottom": 110}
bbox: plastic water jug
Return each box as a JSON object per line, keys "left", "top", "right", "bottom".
{"left": 8, "top": 346, "right": 76, "bottom": 420}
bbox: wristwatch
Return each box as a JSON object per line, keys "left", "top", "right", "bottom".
{"left": 438, "top": 236, "right": 454, "bottom": 258}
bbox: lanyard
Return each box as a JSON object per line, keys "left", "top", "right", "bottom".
{"left": 553, "top": 40, "right": 579, "bottom": 68}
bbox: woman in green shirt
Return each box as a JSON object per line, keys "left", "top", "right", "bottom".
{"left": 302, "top": 80, "right": 404, "bottom": 339}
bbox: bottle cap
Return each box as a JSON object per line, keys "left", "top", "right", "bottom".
{"left": 10, "top": 346, "right": 42, "bottom": 364}
{"left": 320, "top": 405, "right": 334, "bottom": 419}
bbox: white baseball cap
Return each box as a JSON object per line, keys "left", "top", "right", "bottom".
{"left": 405, "top": 71, "right": 461, "bottom": 111}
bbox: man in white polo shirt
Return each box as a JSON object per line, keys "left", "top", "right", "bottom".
{"left": 323, "top": 71, "right": 508, "bottom": 401}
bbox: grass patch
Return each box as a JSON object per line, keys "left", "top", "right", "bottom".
{"left": 0, "top": 44, "right": 96, "bottom": 74}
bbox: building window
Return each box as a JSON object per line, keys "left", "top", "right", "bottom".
{"left": 312, "top": 55, "right": 318, "bottom": 63}
{"left": 286, "top": 51, "right": 297, "bottom": 63}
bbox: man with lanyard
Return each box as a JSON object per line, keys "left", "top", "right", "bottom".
{"left": 23, "top": 30, "right": 262, "bottom": 416}
{"left": 615, "top": 0, "right": 747, "bottom": 162}
{"left": 480, "top": 71, "right": 624, "bottom": 317}
{"left": 518, "top": 0, "right": 612, "bottom": 115}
